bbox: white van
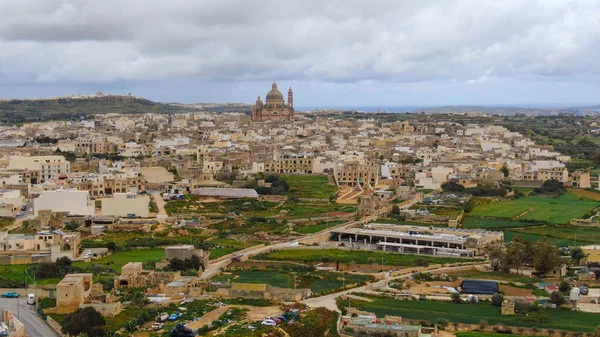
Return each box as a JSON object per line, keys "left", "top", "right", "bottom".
{"left": 27, "top": 293, "right": 35, "bottom": 305}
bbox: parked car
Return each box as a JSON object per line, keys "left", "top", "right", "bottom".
{"left": 156, "top": 312, "right": 169, "bottom": 322}
{"left": 151, "top": 322, "right": 164, "bottom": 331}
{"left": 1, "top": 292, "right": 19, "bottom": 298}
{"left": 580, "top": 285, "right": 589, "bottom": 295}
{"left": 168, "top": 313, "right": 181, "bottom": 321}
{"left": 261, "top": 319, "right": 277, "bottom": 326}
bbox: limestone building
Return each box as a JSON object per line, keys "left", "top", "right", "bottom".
{"left": 252, "top": 82, "right": 294, "bottom": 122}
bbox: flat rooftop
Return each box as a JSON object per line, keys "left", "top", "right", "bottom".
{"left": 332, "top": 227, "right": 466, "bottom": 243}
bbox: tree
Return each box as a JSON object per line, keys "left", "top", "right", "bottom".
{"left": 167, "top": 255, "right": 202, "bottom": 272}
{"left": 56, "top": 256, "right": 73, "bottom": 276}
{"left": 591, "top": 326, "right": 600, "bottom": 337}
{"left": 106, "top": 242, "right": 117, "bottom": 253}
{"left": 534, "top": 179, "right": 566, "bottom": 196}
{"left": 506, "top": 240, "right": 530, "bottom": 274}
{"left": 550, "top": 291, "right": 566, "bottom": 306}
{"left": 486, "top": 241, "right": 508, "bottom": 272}
{"left": 571, "top": 247, "right": 586, "bottom": 264}
{"left": 533, "top": 238, "right": 562, "bottom": 275}
{"left": 62, "top": 307, "right": 106, "bottom": 337}
{"left": 441, "top": 181, "right": 465, "bottom": 193}
{"left": 391, "top": 205, "right": 400, "bottom": 215}
{"left": 491, "top": 293, "right": 504, "bottom": 307}
{"left": 501, "top": 163, "right": 510, "bottom": 178}
{"left": 170, "top": 324, "right": 194, "bottom": 337}
{"left": 559, "top": 280, "right": 570, "bottom": 293}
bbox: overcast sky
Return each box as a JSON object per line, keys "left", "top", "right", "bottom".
{"left": 1, "top": 0, "right": 600, "bottom": 107}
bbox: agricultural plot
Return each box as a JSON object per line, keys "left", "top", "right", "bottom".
{"left": 211, "top": 269, "right": 372, "bottom": 294}
{"left": 470, "top": 193, "right": 599, "bottom": 224}
{"left": 461, "top": 217, "right": 538, "bottom": 230}
{"left": 283, "top": 174, "right": 337, "bottom": 199}
{"left": 213, "top": 270, "right": 292, "bottom": 288}
{"left": 447, "top": 269, "right": 541, "bottom": 284}
{"left": 355, "top": 298, "right": 599, "bottom": 332}
{"left": 456, "top": 333, "right": 529, "bottom": 337}
{"left": 258, "top": 249, "right": 476, "bottom": 266}
{"left": 295, "top": 220, "right": 346, "bottom": 234}
{"left": 506, "top": 225, "right": 600, "bottom": 246}
{"left": 73, "top": 249, "right": 164, "bottom": 273}
{"left": 503, "top": 231, "right": 575, "bottom": 247}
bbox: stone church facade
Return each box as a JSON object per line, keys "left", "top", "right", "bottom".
{"left": 252, "top": 82, "right": 294, "bottom": 122}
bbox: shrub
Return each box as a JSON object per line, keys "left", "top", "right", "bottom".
{"left": 413, "top": 258, "right": 429, "bottom": 267}
{"left": 451, "top": 292, "right": 462, "bottom": 304}
{"left": 491, "top": 293, "right": 504, "bottom": 307}
{"left": 436, "top": 318, "right": 449, "bottom": 329}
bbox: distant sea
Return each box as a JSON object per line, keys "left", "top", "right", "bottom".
{"left": 294, "top": 106, "right": 432, "bottom": 113}
{"left": 294, "top": 103, "right": 599, "bottom": 113}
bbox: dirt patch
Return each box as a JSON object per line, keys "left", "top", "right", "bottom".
{"left": 500, "top": 284, "right": 534, "bottom": 297}
{"left": 406, "top": 280, "right": 461, "bottom": 295}
{"left": 567, "top": 188, "right": 600, "bottom": 201}
{"left": 185, "top": 305, "right": 282, "bottom": 330}
{"left": 186, "top": 306, "right": 229, "bottom": 330}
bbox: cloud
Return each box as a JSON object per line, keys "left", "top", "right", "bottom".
{"left": 0, "top": 0, "right": 599, "bottom": 101}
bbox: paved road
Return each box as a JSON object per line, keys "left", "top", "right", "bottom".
{"left": 199, "top": 202, "right": 419, "bottom": 280}
{"left": 150, "top": 191, "right": 168, "bottom": 222}
{"left": 0, "top": 298, "right": 58, "bottom": 337}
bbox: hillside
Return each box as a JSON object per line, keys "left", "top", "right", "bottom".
{"left": 419, "top": 105, "right": 600, "bottom": 116}
{"left": 0, "top": 95, "right": 199, "bottom": 123}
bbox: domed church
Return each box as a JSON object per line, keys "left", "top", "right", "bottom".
{"left": 251, "top": 82, "right": 294, "bottom": 122}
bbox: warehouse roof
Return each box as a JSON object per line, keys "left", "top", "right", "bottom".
{"left": 460, "top": 279, "right": 499, "bottom": 295}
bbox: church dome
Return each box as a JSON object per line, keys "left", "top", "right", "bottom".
{"left": 265, "top": 82, "right": 284, "bottom": 102}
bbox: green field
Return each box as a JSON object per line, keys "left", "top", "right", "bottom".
{"left": 356, "top": 298, "right": 599, "bottom": 332}
{"left": 283, "top": 174, "right": 337, "bottom": 199}
{"left": 461, "top": 217, "right": 538, "bottom": 230}
{"left": 77, "top": 249, "right": 164, "bottom": 272}
{"left": 209, "top": 247, "right": 240, "bottom": 259}
{"left": 504, "top": 225, "right": 600, "bottom": 247}
{"left": 295, "top": 221, "right": 346, "bottom": 234}
{"left": 258, "top": 249, "right": 477, "bottom": 266}
{"left": 470, "top": 193, "right": 599, "bottom": 224}
{"left": 448, "top": 269, "right": 541, "bottom": 284}
{"left": 503, "top": 231, "right": 574, "bottom": 247}
{"left": 213, "top": 270, "right": 292, "bottom": 288}
{"left": 456, "top": 333, "right": 528, "bottom": 337}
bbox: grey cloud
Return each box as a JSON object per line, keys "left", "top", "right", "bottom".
{"left": 0, "top": 0, "right": 600, "bottom": 88}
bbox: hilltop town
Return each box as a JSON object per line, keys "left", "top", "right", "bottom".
{"left": 0, "top": 87, "right": 600, "bottom": 337}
